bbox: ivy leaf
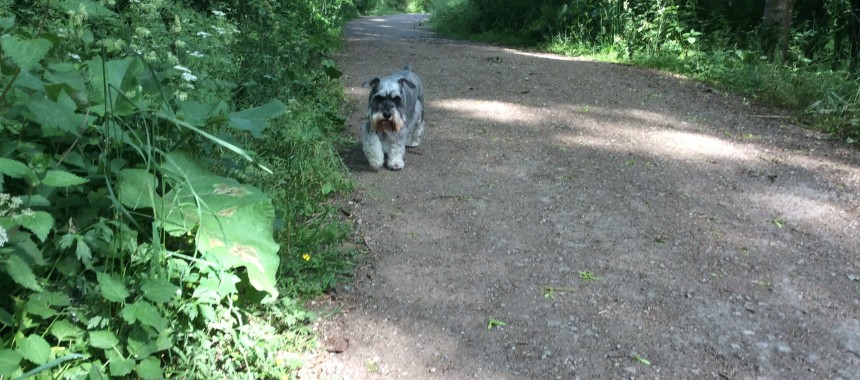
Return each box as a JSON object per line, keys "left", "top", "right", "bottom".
{"left": 135, "top": 356, "right": 163, "bottom": 380}
{"left": 0, "top": 36, "right": 52, "bottom": 71}
{"left": 89, "top": 330, "right": 119, "bottom": 349}
{"left": 227, "top": 99, "right": 287, "bottom": 138}
{"left": 42, "top": 170, "right": 88, "bottom": 187}
{"left": 18, "top": 334, "right": 51, "bottom": 365}
{"left": 15, "top": 210, "right": 53, "bottom": 242}
{"left": 96, "top": 272, "right": 130, "bottom": 302}
{"left": 0, "top": 157, "right": 32, "bottom": 180}
{"left": 5, "top": 254, "right": 43, "bottom": 291}
{"left": 0, "top": 349, "right": 22, "bottom": 376}
{"left": 141, "top": 279, "right": 178, "bottom": 304}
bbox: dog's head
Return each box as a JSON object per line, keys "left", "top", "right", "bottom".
{"left": 363, "top": 74, "right": 417, "bottom": 133}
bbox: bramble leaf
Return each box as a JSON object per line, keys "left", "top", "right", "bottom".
{"left": 18, "top": 334, "right": 51, "bottom": 364}
{"left": 5, "top": 255, "right": 42, "bottom": 291}
{"left": 97, "top": 272, "right": 130, "bottom": 302}
{"left": 141, "top": 279, "right": 179, "bottom": 304}
{"left": 89, "top": 330, "right": 119, "bottom": 349}
{"left": 42, "top": 170, "right": 88, "bottom": 187}
{"left": 0, "top": 349, "right": 22, "bottom": 376}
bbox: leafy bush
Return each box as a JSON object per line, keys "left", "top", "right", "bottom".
{"left": 0, "top": 0, "right": 356, "bottom": 377}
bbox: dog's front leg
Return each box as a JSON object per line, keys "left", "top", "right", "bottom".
{"left": 386, "top": 139, "right": 406, "bottom": 170}
{"left": 362, "top": 124, "right": 385, "bottom": 170}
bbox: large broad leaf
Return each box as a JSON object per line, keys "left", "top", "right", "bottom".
{"left": 5, "top": 255, "right": 42, "bottom": 291}
{"left": 42, "top": 170, "right": 88, "bottom": 187}
{"left": 50, "top": 319, "right": 83, "bottom": 342}
{"left": 121, "top": 301, "right": 166, "bottom": 331}
{"left": 89, "top": 330, "right": 119, "bottom": 349}
{"left": 86, "top": 57, "right": 143, "bottom": 117}
{"left": 15, "top": 210, "right": 53, "bottom": 242}
{"left": 227, "top": 99, "right": 288, "bottom": 138}
{"left": 0, "top": 349, "right": 22, "bottom": 376}
{"left": 0, "top": 36, "right": 52, "bottom": 71}
{"left": 96, "top": 272, "right": 130, "bottom": 302}
{"left": 159, "top": 153, "right": 279, "bottom": 301}
{"left": 17, "top": 334, "right": 50, "bottom": 365}
{"left": 135, "top": 357, "right": 163, "bottom": 380}
{"left": 140, "top": 279, "right": 179, "bottom": 304}
{"left": 106, "top": 350, "right": 134, "bottom": 377}
{"left": 118, "top": 169, "right": 161, "bottom": 209}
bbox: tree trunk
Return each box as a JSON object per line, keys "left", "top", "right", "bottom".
{"left": 762, "top": 0, "right": 794, "bottom": 60}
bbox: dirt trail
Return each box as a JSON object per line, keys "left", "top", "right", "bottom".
{"left": 307, "top": 14, "right": 860, "bottom": 379}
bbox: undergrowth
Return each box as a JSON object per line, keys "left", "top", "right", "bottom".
{"left": 0, "top": 0, "right": 355, "bottom": 378}
{"left": 431, "top": 0, "right": 860, "bottom": 144}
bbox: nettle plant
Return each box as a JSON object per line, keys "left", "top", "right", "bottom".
{"left": 0, "top": 2, "right": 287, "bottom": 378}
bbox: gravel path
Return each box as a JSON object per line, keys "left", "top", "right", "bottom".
{"left": 305, "top": 13, "right": 860, "bottom": 380}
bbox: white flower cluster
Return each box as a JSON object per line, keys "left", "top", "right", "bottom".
{"left": 0, "top": 193, "right": 30, "bottom": 248}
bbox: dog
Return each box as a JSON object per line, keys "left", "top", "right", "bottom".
{"left": 361, "top": 65, "right": 425, "bottom": 171}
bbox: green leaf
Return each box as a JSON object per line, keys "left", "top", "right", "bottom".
{"left": 42, "top": 170, "right": 88, "bottom": 187}
{"left": 0, "top": 16, "right": 14, "bottom": 29}
{"left": 58, "top": 0, "right": 117, "bottom": 18}
{"left": 0, "top": 349, "right": 22, "bottom": 376}
{"left": 227, "top": 99, "right": 288, "bottom": 138}
{"left": 118, "top": 169, "right": 160, "bottom": 209}
{"left": 75, "top": 239, "right": 92, "bottom": 263}
{"left": 16, "top": 210, "right": 53, "bottom": 242}
{"left": 18, "top": 334, "right": 51, "bottom": 365}
{"left": 0, "top": 307, "right": 13, "bottom": 327}
{"left": 89, "top": 330, "right": 119, "bottom": 349}
{"left": 0, "top": 36, "right": 52, "bottom": 71}
{"left": 25, "top": 95, "right": 85, "bottom": 136}
{"left": 322, "top": 59, "right": 342, "bottom": 79}
{"left": 321, "top": 183, "right": 334, "bottom": 195}
{"left": 141, "top": 279, "right": 178, "bottom": 304}
{"left": 0, "top": 158, "right": 32, "bottom": 180}
{"left": 5, "top": 254, "right": 43, "bottom": 291}
{"left": 135, "top": 356, "right": 163, "bottom": 380}
{"left": 106, "top": 350, "right": 134, "bottom": 377}
{"left": 50, "top": 319, "right": 84, "bottom": 342}
{"left": 25, "top": 296, "right": 57, "bottom": 318}
{"left": 96, "top": 272, "right": 130, "bottom": 302}
{"left": 122, "top": 301, "right": 166, "bottom": 331}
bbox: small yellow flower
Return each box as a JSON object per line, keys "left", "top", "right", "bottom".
{"left": 302, "top": 254, "right": 311, "bottom": 261}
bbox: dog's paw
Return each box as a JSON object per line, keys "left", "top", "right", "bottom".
{"left": 386, "top": 157, "right": 405, "bottom": 171}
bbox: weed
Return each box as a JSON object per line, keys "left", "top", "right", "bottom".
{"left": 578, "top": 271, "right": 602, "bottom": 281}
{"left": 487, "top": 318, "right": 508, "bottom": 330}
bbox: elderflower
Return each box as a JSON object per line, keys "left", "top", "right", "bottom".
{"left": 173, "top": 65, "right": 191, "bottom": 73}
{"left": 212, "top": 10, "right": 226, "bottom": 17}
{"left": 196, "top": 31, "right": 211, "bottom": 38}
{"left": 188, "top": 51, "right": 204, "bottom": 58}
{"left": 181, "top": 72, "right": 197, "bottom": 82}
{"left": 0, "top": 226, "right": 7, "bottom": 247}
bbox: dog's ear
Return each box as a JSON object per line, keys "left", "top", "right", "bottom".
{"left": 362, "top": 78, "right": 380, "bottom": 88}
{"left": 398, "top": 78, "right": 416, "bottom": 89}
{"left": 403, "top": 64, "right": 412, "bottom": 71}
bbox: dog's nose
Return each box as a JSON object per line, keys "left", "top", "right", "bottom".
{"left": 382, "top": 112, "right": 392, "bottom": 119}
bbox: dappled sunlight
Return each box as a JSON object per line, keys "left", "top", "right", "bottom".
{"left": 748, "top": 190, "right": 860, "bottom": 241}
{"left": 435, "top": 98, "right": 540, "bottom": 125}
{"left": 502, "top": 48, "right": 590, "bottom": 62}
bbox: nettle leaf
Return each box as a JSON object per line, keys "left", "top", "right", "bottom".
{"left": 75, "top": 239, "right": 92, "bottom": 263}
{"left": 118, "top": 169, "right": 161, "bottom": 209}
{"left": 89, "top": 330, "right": 119, "bottom": 349}
{"left": 0, "top": 349, "right": 22, "bottom": 376}
{"left": 25, "top": 95, "right": 86, "bottom": 136}
{"left": 227, "top": 99, "right": 288, "bottom": 138}
{"left": 96, "top": 272, "right": 130, "bottom": 302}
{"left": 5, "top": 254, "right": 43, "bottom": 291}
{"left": 141, "top": 279, "right": 179, "bottom": 304}
{"left": 105, "top": 350, "right": 134, "bottom": 377}
{"left": 42, "top": 170, "right": 88, "bottom": 187}
{"left": 122, "top": 301, "right": 166, "bottom": 331}
{"left": 18, "top": 334, "right": 51, "bottom": 365}
{"left": 50, "top": 319, "right": 84, "bottom": 342}
{"left": 15, "top": 210, "right": 53, "bottom": 242}
{"left": 0, "top": 157, "right": 33, "bottom": 180}
{"left": 135, "top": 356, "right": 163, "bottom": 380}
{"left": 0, "top": 36, "right": 52, "bottom": 71}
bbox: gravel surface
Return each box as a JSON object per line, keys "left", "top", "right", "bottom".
{"left": 303, "top": 14, "right": 860, "bottom": 380}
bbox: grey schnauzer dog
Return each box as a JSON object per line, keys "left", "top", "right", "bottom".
{"left": 361, "top": 65, "right": 425, "bottom": 171}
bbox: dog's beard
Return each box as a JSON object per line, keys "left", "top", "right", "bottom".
{"left": 371, "top": 112, "right": 404, "bottom": 133}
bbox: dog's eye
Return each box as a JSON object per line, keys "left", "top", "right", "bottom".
{"left": 391, "top": 96, "right": 402, "bottom": 104}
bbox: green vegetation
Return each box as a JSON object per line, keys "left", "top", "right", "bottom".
{"left": 355, "top": 0, "right": 430, "bottom": 14}
{"left": 430, "top": 0, "right": 860, "bottom": 144}
{"left": 1, "top": 0, "right": 355, "bottom": 378}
